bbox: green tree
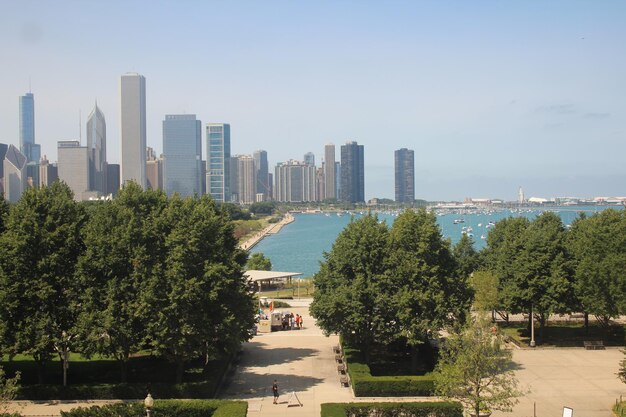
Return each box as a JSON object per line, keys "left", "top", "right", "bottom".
{"left": 0, "top": 182, "right": 85, "bottom": 384}
{"left": 434, "top": 316, "right": 524, "bottom": 417}
{"left": 567, "top": 209, "right": 626, "bottom": 326}
{"left": 246, "top": 252, "right": 272, "bottom": 271}
{"left": 0, "top": 366, "right": 20, "bottom": 416}
{"left": 453, "top": 233, "right": 480, "bottom": 280}
{"left": 249, "top": 201, "right": 276, "bottom": 215}
{"left": 513, "top": 212, "right": 573, "bottom": 339}
{"left": 469, "top": 270, "right": 499, "bottom": 315}
{"left": 145, "top": 196, "right": 255, "bottom": 383}
{"left": 0, "top": 195, "right": 8, "bottom": 234}
{"left": 387, "top": 209, "right": 471, "bottom": 372}
{"left": 310, "top": 214, "right": 391, "bottom": 362}
{"left": 618, "top": 350, "right": 626, "bottom": 385}
{"left": 76, "top": 183, "right": 168, "bottom": 382}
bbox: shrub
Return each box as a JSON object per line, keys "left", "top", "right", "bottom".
{"left": 321, "top": 402, "right": 463, "bottom": 417}
{"left": 344, "top": 347, "right": 435, "bottom": 397}
{"left": 60, "top": 400, "right": 247, "bottom": 417}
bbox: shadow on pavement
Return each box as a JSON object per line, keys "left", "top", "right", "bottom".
{"left": 239, "top": 342, "right": 318, "bottom": 366}
{"left": 219, "top": 372, "right": 324, "bottom": 399}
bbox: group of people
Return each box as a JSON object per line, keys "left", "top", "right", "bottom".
{"left": 281, "top": 312, "right": 303, "bottom": 330}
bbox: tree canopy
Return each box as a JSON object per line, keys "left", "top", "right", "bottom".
{"left": 246, "top": 252, "right": 272, "bottom": 271}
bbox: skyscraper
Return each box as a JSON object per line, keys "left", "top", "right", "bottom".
{"left": 274, "top": 160, "right": 317, "bottom": 203}
{"left": 253, "top": 150, "right": 269, "bottom": 200}
{"left": 120, "top": 73, "right": 146, "bottom": 189}
{"left": 340, "top": 141, "right": 365, "bottom": 203}
{"left": 19, "top": 92, "right": 40, "bottom": 163}
{"left": 3, "top": 145, "right": 27, "bottom": 203}
{"left": 146, "top": 147, "right": 163, "bottom": 191}
{"left": 58, "top": 140, "right": 90, "bottom": 201}
{"left": 394, "top": 148, "right": 414, "bottom": 203}
{"left": 206, "top": 123, "right": 230, "bottom": 202}
{"left": 304, "top": 152, "right": 315, "bottom": 166}
{"left": 237, "top": 155, "right": 256, "bottom": 204}
{"left": 86, "top": 103, "right": 107, "bottom": 195}
{"left": 324, "top": 144, "right": 336, "bottom": 200}
{"left": 0, "top": 143, "right": 8, "bottom": 196}
{"left": 163, "top": 115, "right": 202, "bottom": 197}
{"left": 107, "top": 164, "right": 120, "bottom": 196}
{"left": 39, "top": 156, "right": 58, "bottom": 187}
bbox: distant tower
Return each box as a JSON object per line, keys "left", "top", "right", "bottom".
{"left": 206, "top": 123, "right": 230, "bottom": 202}
{"left": 57, "top": 140, "right": 90, "bottom": 201}
{"left": 86, "top": 103, "right": 107, "bottom": 195}
{"left": 323, "top": 144, "right": 336, "bottom": 200}
{"left": 394, "top": 148, "right": 415, "bottom": 204}
{"left": 162, "top": 114, "right": 202, "bottom": 197}
{"left": 304, "top": 152, "right": 315, "bottom": 166}
{"left": 518, "top": 186, "right": 525, "bottom": 204}
{"left": 253, "top": 150, "right": 269, "bottom": 199}
{"left": 120, "top": 73, "right": 147, "bottom": 189}
{"left": 19, "top": 92, "right": 41, "bottom": 163}
{"left": 340, "top": 141, "right": 364, "bottom": 203}
{"left": 3, "top": 145, "right": 27, "bottom": 203}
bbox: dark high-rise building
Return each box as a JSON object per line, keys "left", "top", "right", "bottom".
{"left": 394, "top": 148, "right": 415, "bottom": 203}
{"left": 253, "top": 150, "right": 269, "bottom": 200}
{"left": 323, "top": 144, "right": 336, "bottom": 200}
{"left": 162, "top": 114, "right": 202, "bottom": 197}
{"left": 206, "top": 123, "right": 230, "bottom": 202}
{"left": 107, "top": 163, "right": 120, "bottom": 196}
{"left": 304, "top": 152, "right": 315, "bottom": 166}
{"left": 19, "top": 92, "right": 41, "bottom": 163}
{"left": 340, "top": 141, "right": 364, "bottom": 203}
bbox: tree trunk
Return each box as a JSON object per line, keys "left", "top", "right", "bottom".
{"left": 410, "top": 345, "right": 419, "bottom": 374}
{"left": 119, "top": 359, "right": 128, "bottom": 383}
{"left": 34, "top": 357, "right": 46, "bottom": 385}
{"left": 584, "top": 312, "right": 589, "bottom": 333}
{"left": 175, "top": 357, "right": 184, "bottom": 384}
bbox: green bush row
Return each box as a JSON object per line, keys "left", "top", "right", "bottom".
{"left": 321, "top": 402, "right": 463, "bottom": 417}
{"left": 343, "top": 347, "right": 435, "bottom": 397}
{"left": 17, "top": 380, "right": 219, "bottom": 400}
{"left": 614, "top": 401, "right": 626, "bottom": 417}
{"left": 59, "top": 400, "right": 247, "bottom": 417}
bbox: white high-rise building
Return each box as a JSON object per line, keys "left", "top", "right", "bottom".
{"left": 86, "top": 103, "right": 107, "bottom": 196}
{"left": 58, "top": 140, "right": 90, "bottom": 201}
{"left": 120, "top": 73, "right": 146, "bottom": 189}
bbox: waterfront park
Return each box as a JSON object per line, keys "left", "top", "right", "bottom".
{"left": 1, "top": 184, "right": 626, "bottom": 417}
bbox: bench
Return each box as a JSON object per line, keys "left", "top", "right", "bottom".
{"left": 337, "top": 363, "right": 346, "bottom": 374}
{"left": 583, "top": 340, "right": 605, "bottom": 350}
{"left": 332, "top": 345, "right": 341, "bottom": 354}
{"left": 339, "top": 375, "right": 350, "bottom": 387}
{"left": 335, "top": 353, "right": 343, "bottom": 363}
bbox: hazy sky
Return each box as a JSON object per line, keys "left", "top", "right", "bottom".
{"left": 1, "top": 1, "right": 625, "bottom": 201}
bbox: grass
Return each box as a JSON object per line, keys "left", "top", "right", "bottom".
{"left": 500, "top": 320, "right": 626, "bottom": 347}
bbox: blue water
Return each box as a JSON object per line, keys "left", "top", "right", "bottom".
{"left": 251, "top": 206, "right": 621, "bottom": 278}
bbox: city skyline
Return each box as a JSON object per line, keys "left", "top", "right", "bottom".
{"left": 1, "top": 2, "right": 625, "bottom": 200}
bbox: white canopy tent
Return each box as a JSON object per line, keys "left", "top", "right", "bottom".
{"left": 244, "top": 270, "right": 303, "bottom": 290}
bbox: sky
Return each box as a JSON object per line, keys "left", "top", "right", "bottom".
{"left": 1, "top": 1, "right": 625, "bottom": 201}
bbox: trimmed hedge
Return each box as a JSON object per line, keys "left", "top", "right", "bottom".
{"left": 59, "top": 400, "right": 247, "bottom": 417}
{"left": 614, "top": 401, "right": 626, "bottom": 417}
{"left": 17, "top": 380, "right": 219, "bottom": 400}
{"left": 343, "top": 347, "right": 435, "bottom": 397}
{"left": 321, "top": 402, "right": 463, "bottom": 417}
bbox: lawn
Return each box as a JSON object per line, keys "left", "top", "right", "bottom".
{"left": 257, "top": 279, "right": 315, "bottom": 298}
{"left": 499, "top": 320, "right": 626, "bottom": 347}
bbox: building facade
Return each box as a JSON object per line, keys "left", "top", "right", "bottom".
{"left": 304, "top": 152, "right": 315, "bottom": 166}
{"left": 120, "top": 73, "right": 147, "bottom": 189}
{"left": 274, "top": 160, "right": 317, "bottom": 203}
{"left": 87, "top": 103, "right": 107, "bottom": 196}
{"left": 163, "top": 114, "right": 202, "bottom": 197}
{"left": 146, "top": 147, "right": 163, "bottom": 191}
{"left": 39, "top": 156, "right": 58, "bottom": 187}
{"left": 19, "top": 92, "right": 40, "bottom": 163}
{"left": 394, "top": 148, "right": 414, "bottom": 203}
{"left": 237, "top": 155, "right": 256, "bottom": 204}
{"left": 324, "top": 144, "right": 336, "bottom": 200}
{"left": 206, "top": 123, "right": 230, "bottom": 202}
{"left": 253, "top": 150, "right": 269, "bottom": 200}
{"left": 107, "top": 164, "right": 120, "bottom": 196}
{"left": 58, "top": 140, "right": 90, "bottom": 201}
{"left": 340, "top": 141, "right": 364, "bottom": 203}
{"left": 3, "top": 145, "right": 27, "bottom": 202}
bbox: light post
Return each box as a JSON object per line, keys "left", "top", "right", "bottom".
{"left": 144, "top": 393, "right": 154, "bottom": 417}
{"left": 530, "top": 304, "right": 536, "bottom": 348}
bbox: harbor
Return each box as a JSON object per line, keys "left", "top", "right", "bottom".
{"left": 239, "top": 213, "right": 295, "bottom": 251}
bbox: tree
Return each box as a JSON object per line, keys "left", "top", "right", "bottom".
{"left": 0, "top": 195, "right": 8, "bottom": 234}
{"left": 567, "top": 209, "right": 626, "bottom": 326}
{"left": 246, "top": 252, "right": 272, "bottom": 271}
{"left": 453, "top": 233, "right": 480, "bottom": 280}
{"left": 618, "top": 350, "right": 626, "bottom": 385}
{"left": 469, "top": 270, "right": 499, "bottom": 316}
{"left": 145, "top": 195, "right": 255, "bottom": 383}
{"left": 0, "top": 367, "right": 20, "bottom": 416}
{"left": 386, "top": 209, "right": 471, "bottom": 372}
{"left": 434, "top": 316, "right": 525, "bottom": 417}
{"left": 0, "top": 182, "right": 85, "bottom": 384}
{"left": 310, "top": 214, "right": 391, "bottom": 362}
{"left": 249, "top": 201, "right": 276, "bottom": 215}
{"left": 76, "top": 183, "right": 168, "bottom": 382}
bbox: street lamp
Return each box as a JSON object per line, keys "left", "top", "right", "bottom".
{"left": 529, "top": 304, "right": 536, "bottom": 348}
{"left": 144, "top": 393, "right": 154, "bottom": 417}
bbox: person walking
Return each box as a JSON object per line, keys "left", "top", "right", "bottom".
{"left": 272, "top": 379, "right": 279, "bottom": 404}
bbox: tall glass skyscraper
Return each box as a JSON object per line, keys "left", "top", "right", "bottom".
{"left": 394, "top": 148, "right": 415, "bottom": 203}
{"left": 253, "top": 150, "right": 269, "bottom": 200}
{"left": 86, "top": 103, "right": 107, "bottom": 195}
{"left": 206, "top": 123, "right": 230, "bottom": 202}
{"left": 163, "top": 115, "right": 202, "bottom": 197}
{"left": 19, "top": 92, "right": 40, "bottom": 163}
{"left": 324, "top": 144, "right": 336, "bottom": 200}
{"left": 120, "top": 73, "right": 146, "bottom": 189}
{"left": 340, "top": 141, "right": 364, "bottom": 203}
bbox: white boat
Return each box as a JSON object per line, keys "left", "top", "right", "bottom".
{"left": 481, "top": 235, "right": 486, "bottom": 240}
{"left": 477, "top": 223, "right": 482, "bottom": 227}
{"left": 453, "top": 219, "right": 465, "bottom": 224}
